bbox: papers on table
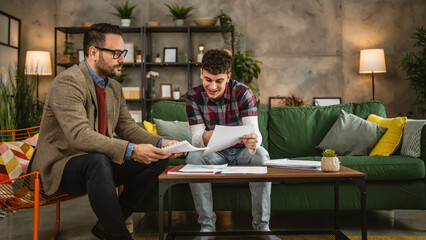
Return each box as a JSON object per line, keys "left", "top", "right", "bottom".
{"left": 167, "top": 164, "right": 228, "bottom": 175}
{"left": 166, "top": 164, "right": 268, "bottom": 175}
{"left": 221, "top": 166, "right": 267, "bottom": 174}
{"left": 203, "top": 125, "right": 252, "bottom": 156}
{"left": 265, "top": 159, "right": 322, "bottom": 171}
{"left": 162, "top": 140, "right": 209, "bottom": 154}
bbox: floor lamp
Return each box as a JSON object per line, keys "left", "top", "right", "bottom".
{"left": 359, "top": 49, "right": 386, "bottom": 100}
{"left": 25, "top": 51, "right": 52, "bottom": 103}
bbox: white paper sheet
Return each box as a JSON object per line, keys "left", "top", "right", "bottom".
{"left": 162, "top": 140, "right": 208, "bottom": 154}
{"left": 265, "top": 159, "right": 322, "bottom": 171}
{"left": 220, "top": 166, "right": 267, "bottom": 174}
{"left": 203, "top": 125, "right": 252, "bottom": 156}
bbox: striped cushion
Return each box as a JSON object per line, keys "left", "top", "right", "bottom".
{"left": 0, "top": 142, "right": 34, "bottom": 181}
{"left": 401, "top": 120, "right": 426, "bottom": 158}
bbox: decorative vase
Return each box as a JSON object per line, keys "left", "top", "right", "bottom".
{"left": 173, "top": 91, "right": 180, "bottom": 100}
{"left": 321, "top": 157, "right": 340, "bottom": 172}
{"left": 121, "top": 19, "right": 131, "bottom": 27}
{"left": 150, "top": 78, "right": 156, "bottom": 98}
{"left": 174, "top": 19, "right": 184, "bottom": 26}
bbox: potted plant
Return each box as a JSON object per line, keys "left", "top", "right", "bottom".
{"left": 217, "top": 10, "right": 262, "bottom": 104}
{"left": 400, "top": 26, "right": 426, "bottom": 117}
{"left": 111, "top": 0, "right": 136, "bottom": 27}
{"left": 321, "top": 149, "right": 340, "bottom": 172}
{"left": 62, "top": 40, "right": 75, "bottom": 63}
{"left": 173, "top": 87, "right": 180, "bottom": 100}
{"left": 165, "top": 2, "right": 195, "bottom": 26}
{"left": 146, "top": 71, "right": 159, "bottom": 98}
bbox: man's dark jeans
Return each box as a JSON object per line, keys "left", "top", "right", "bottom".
{"left": 59, "top": 153, "right": 168, "bottom": 239}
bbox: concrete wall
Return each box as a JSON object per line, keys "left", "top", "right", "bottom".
{"left": 2, "top": 0, "right": 425, "bottom": 117}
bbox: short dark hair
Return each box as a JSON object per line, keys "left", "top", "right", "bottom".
{"left": 83, "top": 23, "right": 122, "bottom": 57}
{"left": 201, "top": 49, "right": 233, "bottom": 75}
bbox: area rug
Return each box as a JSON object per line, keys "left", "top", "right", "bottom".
{"left": 133, "top": 236, "right": 426, "bottom": 240}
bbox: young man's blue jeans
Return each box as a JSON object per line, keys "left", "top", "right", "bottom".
{"left": 186, "top": 147, "right": 271, "bottom": 231}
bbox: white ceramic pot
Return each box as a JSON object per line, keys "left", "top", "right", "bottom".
{"left": 121, "top": 19, "right": 131, "bottom": 27}
{"left": 321, "top": 157, "right": 340, "bottom": 172}
{"left": 173, "top": 91, "right": 180, "bottom": 100}
{"left": 174, "top": 19, "right": 184, "bottom": 26}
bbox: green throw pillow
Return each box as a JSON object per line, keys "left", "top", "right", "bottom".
{"left": 153, "top": 118, "right": 192, "bottom": 143}
{"left": 316, "top": 110, "right": 387, "bottom": 156}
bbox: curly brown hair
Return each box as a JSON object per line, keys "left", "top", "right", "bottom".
{"left": 201, "top": 49, "right": 233, "bottom": 75}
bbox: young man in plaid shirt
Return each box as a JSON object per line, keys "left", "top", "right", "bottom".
{"left": 185, "top": 49, "right": 272, "bottom": 234}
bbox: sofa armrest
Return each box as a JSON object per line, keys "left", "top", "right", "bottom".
{"left": 421, "top": 124, "right": 426, "bottom": 163}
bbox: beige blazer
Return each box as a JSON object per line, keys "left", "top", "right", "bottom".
{"left": 31, "top": 62, "right": 162, "bottom": 195}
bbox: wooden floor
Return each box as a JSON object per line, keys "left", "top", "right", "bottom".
{"left": 1, "top": 196, "right": 426, "bottom": 239}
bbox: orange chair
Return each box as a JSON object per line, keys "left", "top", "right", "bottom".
{"left": 0, "top": 127, "right": 87, "bottom": 240}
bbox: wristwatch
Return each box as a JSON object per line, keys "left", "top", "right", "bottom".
{"left": 130, "top": 148, "right": 136, "bottom": 161}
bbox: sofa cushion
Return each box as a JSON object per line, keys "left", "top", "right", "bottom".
{"left": 401, "top": 119, "right": 426, "bottom": 158}
{"left": 152, "top": 101, "right": 188, "bottom": 122}
{"left": 154, "top": 118, "right": 192, "bottom": 143}
{"left": 257, "top": 108, "right": 269, "bottom": 151}
{"left": 269, "top": 101, "right": 386, "bottom": 159}
{"left": 316, "top": 110, "right": 387, "bottom": 156}
{"left": 143, "top": 121, "right": 158, "bottom": 135}
{"left": 367, "top": 114, "right": 407, "bottom": 156}
{"left": 292, "top": 155, "right": 425, "bottom": 181}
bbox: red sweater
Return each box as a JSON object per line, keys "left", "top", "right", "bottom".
{"left": 94, "top": 83, "right": 107, "bottom": 135}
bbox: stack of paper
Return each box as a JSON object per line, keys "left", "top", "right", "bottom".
{"left": 162, "top": 140, "right": 209, "bottom": 154}
{"left": 265, "top": 159, "right": 322, "bottom": 171}
{"left": 220, "top": 166, "right": 267, "bottom": 174}
{"left": 167, "top": 164, "right": 228, "bottom": 175}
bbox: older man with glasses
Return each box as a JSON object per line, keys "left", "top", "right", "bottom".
{"left": 29, "top": 23, "right": 181, "bottom": 240}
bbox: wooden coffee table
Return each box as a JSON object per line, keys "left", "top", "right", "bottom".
{"left": 158, "top": 166, "right": 366, "bottom": 240}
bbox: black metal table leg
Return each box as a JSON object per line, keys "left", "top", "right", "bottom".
{"left": 349, "top": 177, "right": 367, "bottom": 240}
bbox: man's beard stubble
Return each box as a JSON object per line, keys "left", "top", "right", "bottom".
{"left": 97, "top": 52, "right": 123, "bottom": 78}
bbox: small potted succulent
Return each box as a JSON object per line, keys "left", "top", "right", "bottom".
{"left": 321, "top": 149, "right": 340, "bottom": 172}
{"left": 173, "top": 87, "right": 180, "bottom": 100}
{"left": 62, "top": 40, "right": 75, "bottom": 63}
{"left": 111, "top": 0, "right": 136, "bottom": 27}
{"left": 165, "top": 2, "right": 195, "bottom": 26}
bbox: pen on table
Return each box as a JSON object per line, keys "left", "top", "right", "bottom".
{"left": 167, "top": 164, "right": 184, "bottom": 172}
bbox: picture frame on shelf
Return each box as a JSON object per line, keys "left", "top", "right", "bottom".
{"left": 77, "top": 49, "right": 84, "bottom": 62}
{"left": 124, "top": 42, "right": 134, "bottom": 63}
{"left": 313, "top": 97, "right": 342, "bottom": 106}
{"left": 269, "top": 96, "right": 287, "bottom": 109}
{"left": 160, "top": 83, "right": 172, "bottom": 99}
{"left": 163, "top": 47, "right": 177, "bottom": 63}
{"left": 129, "top": 110, "right": 142, "bottom": 122}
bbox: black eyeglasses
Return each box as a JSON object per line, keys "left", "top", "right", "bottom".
{"left": 95, "top": 46, "right": 128, "bottom": 59}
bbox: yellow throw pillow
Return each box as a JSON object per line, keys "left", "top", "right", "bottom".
{"left": 367, "top": 114, "right": 407, "bottom": 156}
{"left": 143, "top": 121, "right": 158, "bottom": 135}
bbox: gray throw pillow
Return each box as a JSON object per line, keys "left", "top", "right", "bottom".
{"left": 154, "top": 118, "right": 192, "bottom": 143}
{"left": 316, "top": 110, "right": 387, "bottom": 156}
{"left": 401, "top": 119, "right": 426, "bottom": 158}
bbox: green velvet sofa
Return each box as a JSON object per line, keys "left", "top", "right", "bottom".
{"left": 136, "top": 100, "right": 426, "bottom": 212}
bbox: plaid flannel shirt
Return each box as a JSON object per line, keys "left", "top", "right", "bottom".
{"left": 186, "top": 80, "right": 257, "bottom": 147}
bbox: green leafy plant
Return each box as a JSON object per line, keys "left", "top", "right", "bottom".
{"left": 63, "top": 40, "right": 74, "bottom": 56}
{"left": 400, "top": 26, "right": 426, "bottom": 117}
{"left": 111, "top": 0, "right": 136, "bottom": 19}
{"left": 217, "top": 10, "right": 242, "bottom": 51}
{"left": 322, "top": 149, "right": 338, "bottom": 158}
{"left": 233, "top": 50, "right": 262, "bottom": 100}
{"left": 165, "top": 2, "right": 195, "bottom": 20}
{"left": 217, "top": 10, "right": 262, "bottom": 103}
{"left": 0, "top": 66, "right": 43, "bottom": 130}
{"left": 174, "top": 87, "right": 180, "bottom": 91}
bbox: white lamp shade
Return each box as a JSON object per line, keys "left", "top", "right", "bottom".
{"left": 25, "top": 51, "right": 52, "bottom": 75}
{"left": 359, "top": 49, "right": 386, "bottom": 74}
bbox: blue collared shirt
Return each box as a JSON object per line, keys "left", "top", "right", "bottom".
{"left": 85, "top": 60, "right": 163, "bottom": 160}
